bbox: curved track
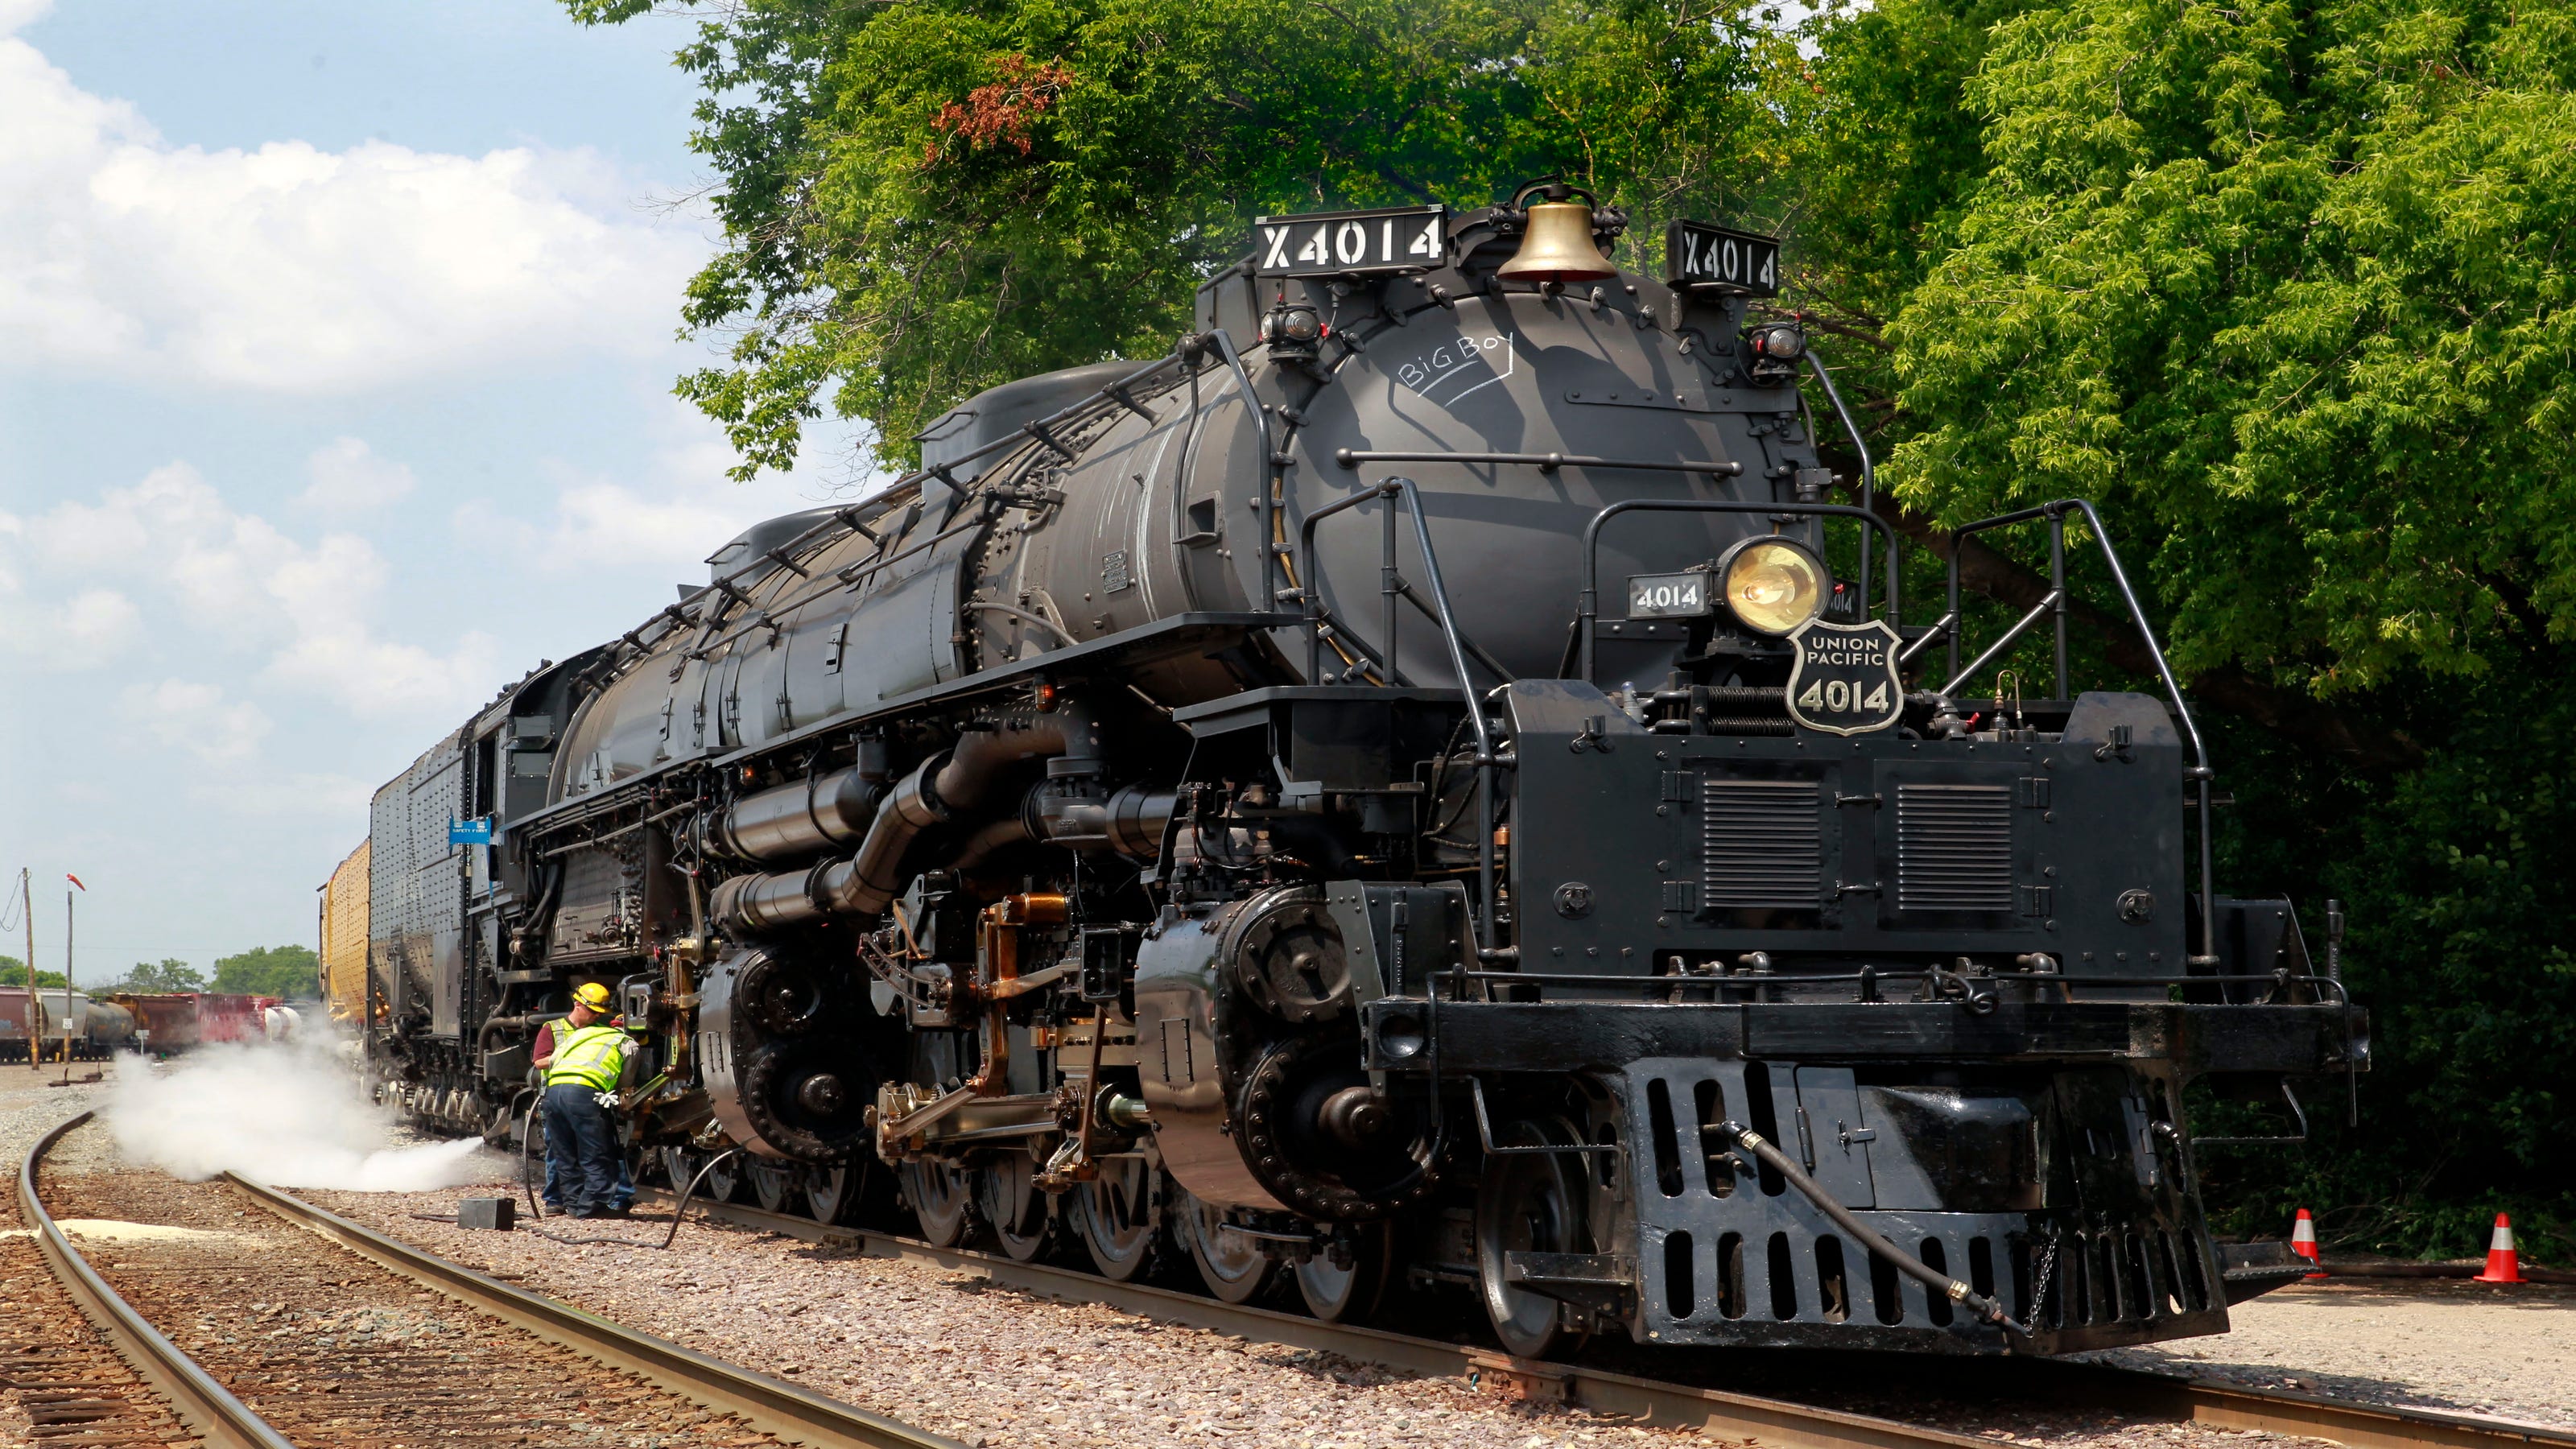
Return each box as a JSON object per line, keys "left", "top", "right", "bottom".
{"left": 22, "top": 1112, "right": 958, "bottom": 1449}
{"left": 640, "top": 1184, "right": 2576, "bottom": 1449}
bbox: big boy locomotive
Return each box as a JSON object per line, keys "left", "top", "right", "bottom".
{"left": 331, "top": 184, "right": 2365, "bottom": 1356}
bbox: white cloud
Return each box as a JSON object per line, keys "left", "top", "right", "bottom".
{"left": 298, "top": 437, "right": 415, "bottom": 512}
{"left": 0, "top": 586, "right": 143, "bottom": 670}
{"left": 0, "top": 19, "right": 702, "bottom": 393}
{"left": 119, "top": 679, "right": 270, "bottom": 763}
{"left": 5, "top": 461, "right": 497, "bottom": 720}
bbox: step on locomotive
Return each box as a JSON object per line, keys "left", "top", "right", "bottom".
{"left": 324, "top": 184, "right": 2368, "bottom": 1356}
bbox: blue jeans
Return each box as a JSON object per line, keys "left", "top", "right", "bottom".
{"left": 543, "top": 1144, "right": 632, "bottom": 1210}
{"left": 541, "top": 1084, "right": 624, "bottom": 1214}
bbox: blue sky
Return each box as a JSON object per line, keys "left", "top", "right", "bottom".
{"left": 0, "top": 0, "right": 869, "bottom": 977}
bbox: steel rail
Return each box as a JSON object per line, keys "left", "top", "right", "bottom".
{"left": 642, "top": 1187, "right": 2576, "bottom": 1449}
{"left": 21, "top": 1111, "right": 297, "bottom": 1449}
{"left": 634, "top": 1190, "right": 1989, "bottom": 1449}
{"left": 219, "top": 1170, "right": 960, "bottom": 1449}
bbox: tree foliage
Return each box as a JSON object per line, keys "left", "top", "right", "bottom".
{"left": 101, "top": 959, "right": 208, "bottom": 994}
{"left": 211, "top": 945, "right": 320, "bottom": 1000}
{"left": 569, "top": 0, "right": 1802, "bottom": 474}
{"left": 0, "top": 956, "right": 69, "bottom": 990}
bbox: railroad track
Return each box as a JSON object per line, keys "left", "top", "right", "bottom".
{"left": 17, "top": 1111, "right": 958, "bottom": 1449}
{"left": 637, "top": 1185, "right": 2576, "bottom": 1449}
{"left": 22, "top": 1104, "right": 2570, "bottom": 1449}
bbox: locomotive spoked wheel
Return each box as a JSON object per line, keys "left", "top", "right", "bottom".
{"left": 702, "top": 1151, "right": 746, "bottom": 1205}
{"left": 745, "top": 1157, "right": 801, "bottom": 1215}
{"left": 902, "top": 1158, "right": 977, "bottom": 1247}
{"left": 803, "top": 1163, "right": 858, "bottom": 1225}
{"left": 1073, "top": 1155, "right": 1158, "bottom": 1281}
{"left": 1476, "top": 1116, "right": 1593, "bottom": 1360}
{"left": 658, "top": 1146, "right": 696, "bottom": 1193}
{"left": 976, "top": 1148, "right": 1054, "bottom": 1262}
{"left": 1293, "top": 1221, "right": 1393, "bottom": 1323}
{"left": 1177, "top": 1190, "right": 1273, "bottom": 1304}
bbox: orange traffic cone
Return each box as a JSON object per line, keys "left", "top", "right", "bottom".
{"left": 2473, "top": 1213, "right": 2523, "bottom": 1284}
{"left": 2291, "top": 1208, "right": 2327, "bottom": 1278}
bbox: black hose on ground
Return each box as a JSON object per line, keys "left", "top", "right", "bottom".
{"left": 518, "top": 1146, "right": 743, "bottom": 1251}
{"left": 1711, "top": 1121, "right": 2034, "bottom": 1339}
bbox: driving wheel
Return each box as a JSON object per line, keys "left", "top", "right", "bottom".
{"left": 902, "top": 1158, "right": 976, "bottom": 1247}
{"left": 746, "top": 1157, "right": 799, "bottom": 1215}
{"left": 976, "top": 1149, "right": 1053, "bottom": 1262}
{"left": 702, "top": 1151, "right": 745, "bottom": 1205}
{"left": 805, "top": 1163, "right": 860, "bottom": 1225}
{"left": 1177, "top": 1189, "right": 1273, "bottom": 1304}
{"left": 1294, "top": 1222, "right": 1393, "bottom": 1323}
{"left": 1074, "top": 1156, "right": 1158, "bottom": 1281}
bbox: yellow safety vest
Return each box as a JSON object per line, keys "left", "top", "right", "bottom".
{"left": 546, "top": 1022, "right": 630, "bottom": 1091}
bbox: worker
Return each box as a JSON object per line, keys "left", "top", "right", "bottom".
{"left": 530, "top": 1005, "right": 637, "bottom": 1216}
{"left": 538, "top": 981, "right": 637, "bottom": 1219}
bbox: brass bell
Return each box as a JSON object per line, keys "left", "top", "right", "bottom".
{"left": 1498, "top": 186, "right": 1616, "bottom": 284}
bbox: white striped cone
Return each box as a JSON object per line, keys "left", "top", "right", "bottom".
{"left": 2474, "top": 1213, "right": 2523, "bottom": 1284}
{"left": 2292, "top": 1208, "right": 2326, "bottom": 1278}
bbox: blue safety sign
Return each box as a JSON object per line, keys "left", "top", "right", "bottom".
{"left": 448, "top": 817, "right": 493, "bottom": 845}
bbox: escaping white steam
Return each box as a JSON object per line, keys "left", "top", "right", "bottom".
{"left": 99, "top": 1038, "right": 487, "bottom": 1191}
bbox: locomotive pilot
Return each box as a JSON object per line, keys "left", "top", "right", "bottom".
{"left": 533, "top": 981, "right": 637, "bottom": 1219}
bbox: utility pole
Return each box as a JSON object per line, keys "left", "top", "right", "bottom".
{"left": 61, "top": 876, "right": 83, "bottom": 1078}
{"left": 19, "top": 868, "right": 34, "bottom": 1072}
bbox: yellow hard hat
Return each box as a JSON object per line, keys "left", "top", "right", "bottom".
{"left": 572, "top": 982, "right": 613, "bottom": 1011}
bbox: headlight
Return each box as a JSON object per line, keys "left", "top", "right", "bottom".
{"left": 1719, "top": 537, "right": 1827, "bottom": 635}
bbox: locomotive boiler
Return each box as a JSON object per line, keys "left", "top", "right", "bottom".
{"left": 332, "top": 184, "right": 2366, "bottom": 1356}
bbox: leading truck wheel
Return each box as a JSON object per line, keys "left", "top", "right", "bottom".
{"left": 1476, "top": 1117, "right": 1593, "bottom": 1360}
{"left": 1177, "top": 1190, "right": 1273, "bottom": 1304}
{"left": 902, "top": 1159, "right": 976, "bottom": 1247}
{"left": 1074, "top": 1157, "right": 1158, "bottom": 1282}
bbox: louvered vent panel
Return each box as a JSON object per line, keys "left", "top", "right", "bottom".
{"left": 1896, "top": 783, "right": 2014, "bottom": 911}
{"left": 1701, "top": 778, "right": 1823, "bottom": 909}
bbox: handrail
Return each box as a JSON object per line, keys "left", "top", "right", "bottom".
{"left": 1938, "top": 498, "right": 2217, "bottom": 968}
{"left": 1297, "top": 477, "right": 1496, "bottom": 949}
{"left": 1575, "top": 499, "right": 1903, "bottom": 681}
{"left": 1335, "top": 448, "right": 1745, "bottom": 478}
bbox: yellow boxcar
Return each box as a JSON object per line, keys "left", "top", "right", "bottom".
{"left": 319, "top": 840, "right": 370, "bottom": 1026}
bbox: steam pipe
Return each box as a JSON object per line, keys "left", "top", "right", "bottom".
{"left": 712, "top": 700, "right": 1112, "bottom": 933}
{"left": 704, "top": 763, "right": 887, "bottom": 865}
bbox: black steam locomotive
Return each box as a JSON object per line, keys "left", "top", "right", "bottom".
{"left": 342, "top": 184, "right": 2365, "bottom": 1356}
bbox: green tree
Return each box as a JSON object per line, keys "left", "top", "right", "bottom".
{"left": 210, "top": 945, "right": 320, "bottom": 1000}
{"left": 1828, "top": 0, "right": 2576, "bottom": 1252}
{"left": 101, "top": 959, "right": 208, "bottom": 994}
{"left": 0, "top": 956, "right": 68, "bottom": 990}
{"left": 567, "top": 0, "right": 1802, "bottom": 476}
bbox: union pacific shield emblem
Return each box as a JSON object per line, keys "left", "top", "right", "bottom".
{"left": 1785, "top": 619, "right": 1904, "bottom": 736}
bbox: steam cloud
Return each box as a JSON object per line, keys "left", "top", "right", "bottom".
{"left": 98, "top": 1038, "right": 490, "bottom": 1191}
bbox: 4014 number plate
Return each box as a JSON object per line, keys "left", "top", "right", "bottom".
{"left": 1785, "top": 618, "right": 1904, "bottom": 735}
{"left": 1254, "top": 205, "right": 1448, "bottom": 277}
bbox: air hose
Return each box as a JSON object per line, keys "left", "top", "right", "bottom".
{"left": 1710, "top": 1121, "right": 2034, "bottom": 1339}
{"left": 519, "top": 1091, "right": 742, "bottom": 1249}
